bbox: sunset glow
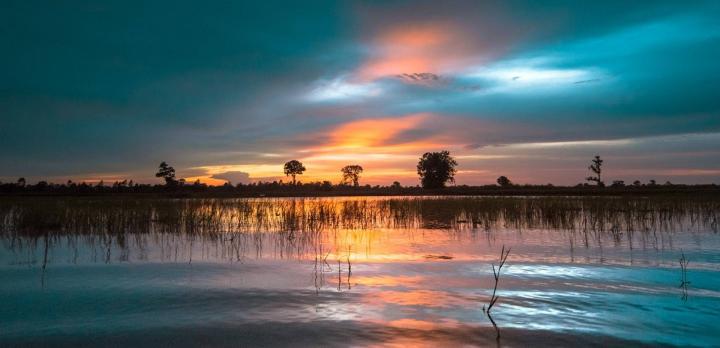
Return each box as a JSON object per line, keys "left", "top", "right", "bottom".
{"left": 2, "top": 1, "right": 718, "bottom": 186}
{"left": 3, "top": 3, "right": 720, "bottom": 348}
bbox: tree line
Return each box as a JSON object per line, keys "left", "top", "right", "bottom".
{"left": 1, "top": 152, "right": 716, "bottom": 195}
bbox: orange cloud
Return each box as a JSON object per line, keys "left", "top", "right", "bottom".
{"left": 325, "top": 114, "right": 428, "bottom": 150}
{"left": 357, "top": 23, "right": 477, "bottom": 81}
{"left": 183, "top": 175, "right": 228, "bottom": 186}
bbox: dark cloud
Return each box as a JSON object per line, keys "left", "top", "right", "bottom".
{"left": 464, "top": 143, "right": 489, "bottom": 150}
{"left": 574, "top": 79, "right": 601, "bottom": 84}
{"left": 396, "top": 73, "right": 441, "bottom": 83}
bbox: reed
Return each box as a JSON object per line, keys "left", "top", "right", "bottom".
{"left": 0, "top": 195, "right": 718, "bottom": 266}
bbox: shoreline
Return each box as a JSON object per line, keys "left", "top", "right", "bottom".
{"left": 1, "top": 186, "right": 719, "bottom": 199}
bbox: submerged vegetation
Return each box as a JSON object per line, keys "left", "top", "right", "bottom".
{"left": 3, "top": 195, "right": 719, "bottom": 236}
{"left": 1, "top": 195, "right": 718, "bottom": 266}
{"left": 485, "top": 245, "right": 511, "bottom": 315}
{"left": 484, "top": 245, "right": 511, "bottom": 341}
{"left": 679, "top": 251, "right": 691, "bottom": 301}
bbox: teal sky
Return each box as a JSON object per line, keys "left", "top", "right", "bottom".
{"left": 1, "top": 0, "right": 719, "bottom": 185}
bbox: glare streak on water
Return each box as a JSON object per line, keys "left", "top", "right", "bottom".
{"left": 0, "top": 196, "right": 719, "bottom": 347}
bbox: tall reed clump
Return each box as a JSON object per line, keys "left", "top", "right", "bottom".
{"left": 1, "top": 195, "right": 719, "bottom": 265}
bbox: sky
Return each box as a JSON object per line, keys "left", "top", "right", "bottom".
{"left": 1, "top": 0, "right": 719, "bottom": 186}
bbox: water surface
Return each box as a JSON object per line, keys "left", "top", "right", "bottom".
{"left": 1, "top": 196, "right": 718, "bottom": 347}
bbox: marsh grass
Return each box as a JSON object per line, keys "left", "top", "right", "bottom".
{"left": 1, "top": 196, "right": 718, "bottom": 266}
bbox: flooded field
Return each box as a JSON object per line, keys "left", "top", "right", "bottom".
{"left": 1, "top": 196, "right": 719, "bottom": 347}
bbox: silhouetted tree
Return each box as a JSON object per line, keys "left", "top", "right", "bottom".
{"left": 283, "top": 160, "right": 306, "bottom": 185}
{"left": 391, "top": 181, "right": 401, "bottom": 189}
{"left": 497, "top": 176, "right": 512, "bottom": 188}
{"left": 17, "top": 177, "right": 26, "bottom": 187}
{"left": 155, "top": 161, "right": 177, "bottom": 185}
{"left": 611, "top": 180, "right": 625, "bottom": 187}
{"left": 585, "top": 155, "right": 604, "bottom": 187}
{"left": 417, "top": 151, "right": 457, "bottom": 189}
{"left": 341, "top": 165, "right": 363, "bottom": 186}
{"left": 321, "top": 181, "right": 332, "bottom": 190}
{"left": 633, "top": 180, "right": 642, "bottom": 187}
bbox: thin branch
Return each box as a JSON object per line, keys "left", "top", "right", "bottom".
{"left": 486, "top": 245, "right": 511, "bottom": 314}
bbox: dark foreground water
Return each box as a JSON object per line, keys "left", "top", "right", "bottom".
{"left": 1, "top": 196, "right": 719, "bottom": 347}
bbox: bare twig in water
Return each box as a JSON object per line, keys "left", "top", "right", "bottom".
{"left": 679, "top": 251, "right": 690, "bottom": 301}
{"left": 337, "top": 259, "right": 342, "bottom": 291}
{"left": 486, "top": 245, "right": 511, "bottom": 314}
{"left": 347, "top": 245, "right": 352, "bottom": 290}
{"left": 323, "top": 251, "right": 331, "bottom": 269}
{"left": 41, "top": 233, "right": 49, "bottom": 289}
{"left": 482, "top": 245, "right": 511, "bottom": 342}
{"left": 486, "top": 312, "right": 500, "bottom": 344}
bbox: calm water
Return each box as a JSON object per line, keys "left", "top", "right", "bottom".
{"left": 1, "top": 196, "right": 719, "bottom": 347}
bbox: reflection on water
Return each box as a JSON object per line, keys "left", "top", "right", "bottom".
{"left": 1, "top": 196, "right": 719, "bottom": 347}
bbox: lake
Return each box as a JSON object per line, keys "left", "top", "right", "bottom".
{"left": 1, "top": 196, "right": 719, "bottom": 347}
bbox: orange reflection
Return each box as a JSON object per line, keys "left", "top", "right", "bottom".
{"left": 387, "top": 318, "right": 440, "bottom": 331}
{"left": 371, "top": 289, "right": 464, "bottom": 308}
{"left": 354, "top": 275, "right": 424, "bottom": 287}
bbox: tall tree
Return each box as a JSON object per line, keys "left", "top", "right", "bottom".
{"left": 496, "top": 176, "right": 512, "bottom": 188}
{"left": 283, "top": 160, "right": 306, "bottom": 185}
{"left": 17, "top": 177, "right": 26, "bottom": 187}
{"left": 155, "top": 161, "right": 177, "bottom": 185}
{"left": 585, "top": 155, "right": 604, "bottom": 187}
{"left": 340, "top": 165, "right": 364, "bottom": 186}
{"left": 417, "top": 151, "right": 457, "bottom": 189}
